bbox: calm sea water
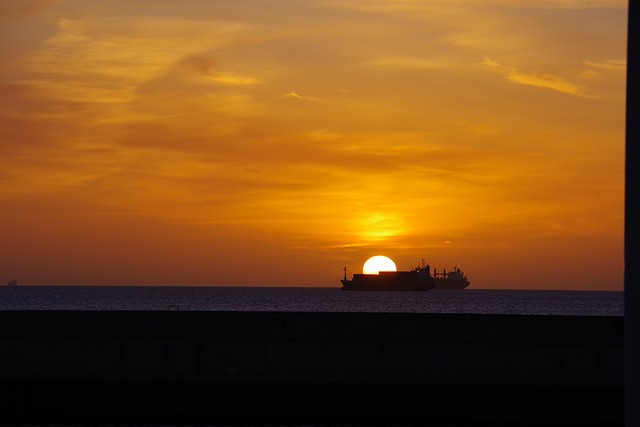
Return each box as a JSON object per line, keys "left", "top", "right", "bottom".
{"left": 0, "top": 286, "right": 623, "bottom": 316}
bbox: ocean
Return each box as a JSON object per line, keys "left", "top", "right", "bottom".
{"left": 0, "top": 286, "right": 624, "bottom": 316}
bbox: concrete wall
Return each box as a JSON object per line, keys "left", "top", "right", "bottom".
{"left": 0, "top": 311, "right": 623, "bottom": 425}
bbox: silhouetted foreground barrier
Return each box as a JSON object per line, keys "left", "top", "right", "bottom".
{"left": 0, "top": 311, "right": 623, "bottom": 425}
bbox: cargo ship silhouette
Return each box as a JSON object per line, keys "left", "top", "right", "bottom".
{"left": 341, "top": 260, "right": 469, "bottom": 291}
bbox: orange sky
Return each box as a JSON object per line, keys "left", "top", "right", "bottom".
{"left": 0, "top": 0, "right": 627, "bottom": 289}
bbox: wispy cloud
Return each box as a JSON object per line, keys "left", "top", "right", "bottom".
{"left": 207, "top": 73, "right": 258, "bottom": 85}
{"left": 367, "top": 56, "right": 447, "bottom": 69}
{"left": 21, "top": 18, "right": 251, "bottom": 95}
{"left": 578, "top": 59, "right": 626, "bottom": 83}
{"left": 506, "top": 71, "right": 587, "bottom": 96}
{"left": 481, "top": 57, "right": 589, "bottom": 97}
{"left": 584, "top": 59, "right": 626, "bottom": 71}
{"left": 281, "top": 91, "right": 321, "bottom": 101}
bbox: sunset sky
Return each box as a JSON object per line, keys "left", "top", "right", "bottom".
{"left": 0, "top": 0, "right": 627, "bottom": 289}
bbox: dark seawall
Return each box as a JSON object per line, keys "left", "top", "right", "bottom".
{"left": 0, "top": 311, "right": 623, "bottom": 425}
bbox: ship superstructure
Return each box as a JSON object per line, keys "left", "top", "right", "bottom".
{"left": 433, "top": 267, "right": 470, "bottom": 289}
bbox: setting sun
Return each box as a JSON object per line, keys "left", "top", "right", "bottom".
{"left": 363, "top": 256, "right": 397, "bottom": 275}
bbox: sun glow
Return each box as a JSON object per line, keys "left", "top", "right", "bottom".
{"left": 362, "top": 256, "right": 397, "bottom": 275}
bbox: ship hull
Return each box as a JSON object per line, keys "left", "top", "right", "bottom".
{"left": 341, "top": 271, "right": 434, "bottom": 292}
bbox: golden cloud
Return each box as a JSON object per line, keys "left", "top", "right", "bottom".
{"left": 482, "top": 57, "right": 589, "bottom": 97}
{"left": 281, "top": 91, "right": 321, "bottom": 101}
{"left": 505, "top": 71, "right": 587, "bottom": 96}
